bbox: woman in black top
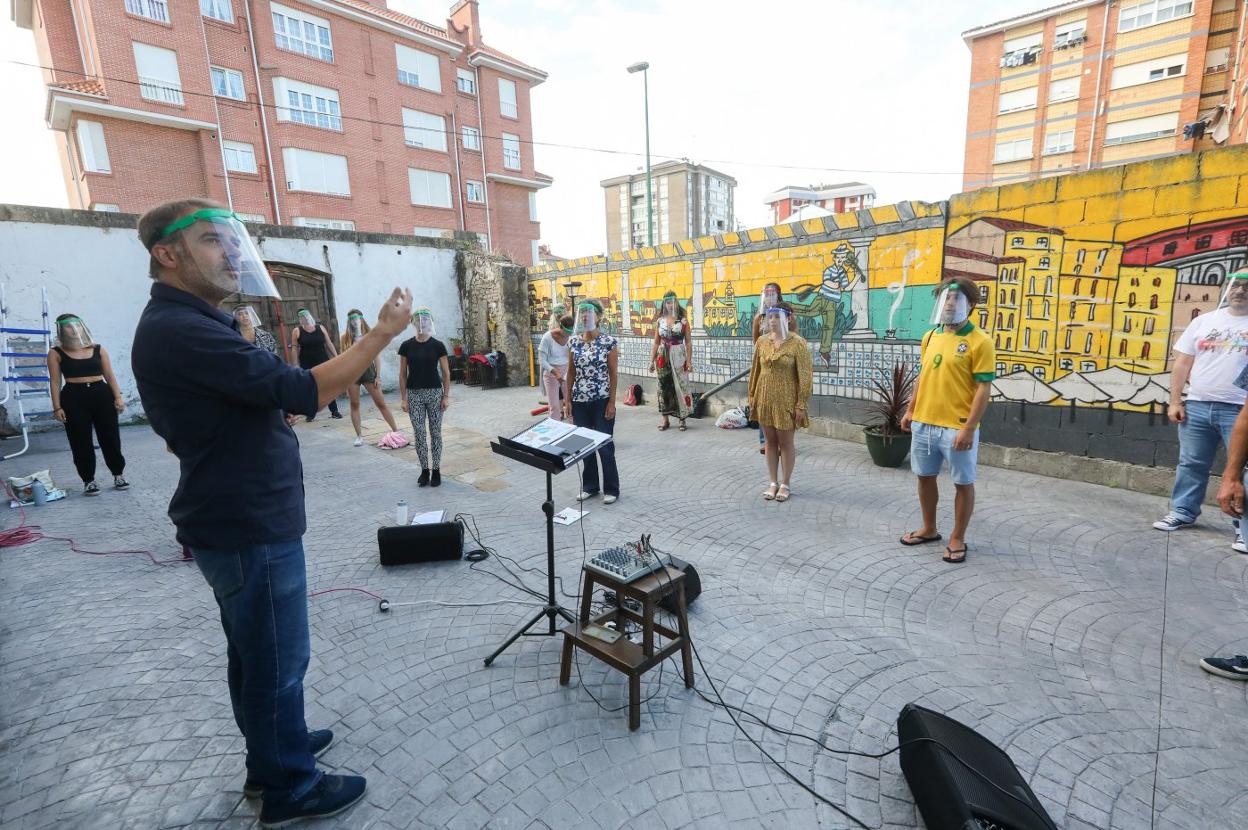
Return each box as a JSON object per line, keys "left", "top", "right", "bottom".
{"left": 397, "top": 308, "right": 450, "bottom": 486}
{"left": 46, "top": 313, "right": 129, "bottom": 496}
{"left": 289, "top": 308, "right": 341, "bottom": 420}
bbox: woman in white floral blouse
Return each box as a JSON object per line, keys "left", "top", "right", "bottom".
{"left": 563, "top": 300, "right": 620, "bottom": 504}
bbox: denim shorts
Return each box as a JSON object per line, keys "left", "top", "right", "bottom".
{"left": 910, "top": 421, "right": 979, "bottom": 485}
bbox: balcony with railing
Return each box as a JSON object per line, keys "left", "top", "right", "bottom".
{"left": 139, "top": 77, "right": 184, "bottom": 106}
{"left": 126, "top": 0, "right": 169, "bottom": 23}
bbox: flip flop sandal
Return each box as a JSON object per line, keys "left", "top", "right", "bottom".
{"left": 763, "top": 483, "right": 778, "bottom": 501}
{"left": 678, "top": 420, "right": 688, "bottom": 431}
{"left": 942, "top": 546, "right": 968, "bottom": 564}
{"left": 900, "top": 532, "right": 943, "bottom": 546}
{"left": 775, "top": 485, "right": 791, "bottom": 502}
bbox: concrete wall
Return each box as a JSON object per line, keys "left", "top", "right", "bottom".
{"left": 529, "top": 144, "right": 1248, "bottom": 473}
{"left": 0, "top": 205, "right": 464, "bottom": 425}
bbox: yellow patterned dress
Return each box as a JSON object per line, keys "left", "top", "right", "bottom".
{"left": 748, "top": 334, "right": 814, "bottom": 431}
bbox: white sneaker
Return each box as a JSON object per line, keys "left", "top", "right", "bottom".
{"left": 1234, "top": 536, "right": 1248, "bottom": 554}
{"left": 603, "top": 495, "right": 618, "bottom": 505}
{"left": 577, "top": 491, "right": 594, "bottom": 501}
{"left": 353, "top": 437, "right": 364, "bottom": 447}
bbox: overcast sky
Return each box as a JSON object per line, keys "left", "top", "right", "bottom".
{"left": 0, "top": 0, "right": 1029, "bottom": 257}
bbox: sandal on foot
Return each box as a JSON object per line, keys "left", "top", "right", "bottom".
{"left": 942, "top": 545, "right": 968, "bottom": 564}
{"left": 763, "top": 482, "right": 779, "bottom": 501}
{"left": 678, "top": 420, "right": 687, "bottom": 431}
{"left": 759, "top": 445, "right": 766, "bottom": 454}
{"left": 775, "top": 485, "right": 791, "bottom": 503}
{"left": 900, "top": 532, "right": 942, "bottom": 546}
{"left": 658, "top": 422, "right": 670, "bottom": 431}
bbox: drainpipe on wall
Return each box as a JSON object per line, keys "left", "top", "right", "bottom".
{"left": 1086, "top": 0, "right": 1114, "bottom": 171}
{"left": 1227, "top": 0, "right": 1248, "bottom": 137}
{"left": 473, "top": 65, "right": 492, "bottom": 253}
{"left": 449, "top": 110, "right": 466, "bottom": 231}
{"left": 243, "top": 0, "right": 283, "bottom": 224}
{"left": 196, "top": 11, "right": 233, "bottom": 210}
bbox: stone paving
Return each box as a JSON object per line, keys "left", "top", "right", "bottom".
{"left": 2, "top": 384, "right": 1247, "bottom": 829}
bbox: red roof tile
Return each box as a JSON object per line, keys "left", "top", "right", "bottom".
{"left": 50, "top": 79, "right": 106, "bottom": 97}
{"left": 331, "top": 0, "right": 455, "bottom": 43}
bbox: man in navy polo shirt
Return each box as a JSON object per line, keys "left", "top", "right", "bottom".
{"left": 132, "top": 199, "right": 411, "bottom": 827}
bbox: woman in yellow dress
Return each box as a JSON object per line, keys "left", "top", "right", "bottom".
{"left": 748, "top": 303, "right": 813, "bottom": 502}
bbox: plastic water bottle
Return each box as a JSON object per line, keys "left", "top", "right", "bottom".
{"left": 31, "top": 481, "right": 47, "bottom": 507}
{"left": 395, "top": 499, "right": 408, "bottom": 526}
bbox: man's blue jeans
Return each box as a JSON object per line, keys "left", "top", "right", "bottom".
{"left": 1171, "top": 400, "right": 1243, "bottom": 522}
{"left": 571, "top": 398, "right": 619, "bottom": 497}
{"left": 192, "top": 539, "right": 321, "bottom": 802}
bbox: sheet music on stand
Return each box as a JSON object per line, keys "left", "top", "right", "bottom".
{"left": 500, "top": 417, "right": 612, "bottom": 469}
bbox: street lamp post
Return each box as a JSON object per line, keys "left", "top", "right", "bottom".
{"left": 627, "top": 61, "right": 652, "bottom": 248}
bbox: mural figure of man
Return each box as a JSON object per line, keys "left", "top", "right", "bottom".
{"left": 793, "top": 242, "right": 860, "bottom": 366}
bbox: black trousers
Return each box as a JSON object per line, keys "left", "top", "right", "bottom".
{"left": 61, "top": 381, "right": 125, "bottom": 483}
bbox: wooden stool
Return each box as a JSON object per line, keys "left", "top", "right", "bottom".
{"left": 559, "top": 565, "right": 694, "bottom": 730}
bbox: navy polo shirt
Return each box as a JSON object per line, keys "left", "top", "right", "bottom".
{"left": 132, "top": 283, "right": 319, "bottom": 548}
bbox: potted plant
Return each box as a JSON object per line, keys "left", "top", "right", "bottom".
{"left": 864, "top": 362, "right": 916, "bottom": 467}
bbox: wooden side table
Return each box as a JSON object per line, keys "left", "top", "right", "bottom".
{"left": 559, "top": 565, "right": 694, "bottom": 730}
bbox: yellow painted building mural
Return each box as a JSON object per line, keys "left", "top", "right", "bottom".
{"left": 531, "top": 146, "right": 1248, "bottom": 410}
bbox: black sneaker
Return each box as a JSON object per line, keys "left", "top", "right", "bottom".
{"left": 430, "top": 469, "right": 441, "bottom": 487}
{"left": 1152, "top": 513, "right": 1194, "bottom": 531}
{"left": 84, "top": 482, "right": 100, "bottom": 497}
{"left": 418, "top": 469, "right": 431, "bottom": 487}
{"left": 1199, "top": 655, "right": 1248, "bottom": 681}
{"left": 244, "top": 730, "right": 335, "bottom": 798}
{"left": 259, "top": 774, "right": 366, "bottom": 828}
{"left": 330, "top": 411, "right": 343, "bottom": 420}
{"left": 113, "top": 475, "right": 130, "bottom": 490}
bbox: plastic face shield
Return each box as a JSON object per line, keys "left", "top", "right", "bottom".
{"left": 573, "top": 303, "right": 599, "bottom": 336}
{"left": 662, "top": 295, "right": 680, "bottom": 317}
{"left": 1219, "top": 272, "right": 1248, "bottom": 310}
{"left": 56, "top": 317, "right": 94, "bottom": 349}
{"left": 759, "top": 286, "right": 781, "bottom": 311}
{"left": 763, "top": 307, "right": 790, "bottom": 341}
{"left": 931, "top": 285, "right": 970, "bottom": 326}
{"left": 297, "top": 309, "right": 316, "bottom": 330}
{"left": 158, "top": 209, "right": 278, "bottom": 299}
{"left": 233, "top": 306, "right": 261, "bottom": 329}
{"left": 347, "top": 313, "right": 365, "bottom": 338}
{"left": 412, "top": 308, "right": 435, "bottom": 337}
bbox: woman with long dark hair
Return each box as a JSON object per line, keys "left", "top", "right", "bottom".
{"left": 649, "top": 291, "right": 693, "bottom": 431}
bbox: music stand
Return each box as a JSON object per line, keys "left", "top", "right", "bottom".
{"left": 485, "top": 424, "right": 611, "bottom": 666}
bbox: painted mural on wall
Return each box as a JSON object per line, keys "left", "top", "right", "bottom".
{"left": 530, "top": 147, "right": 1248, "bottom": 410}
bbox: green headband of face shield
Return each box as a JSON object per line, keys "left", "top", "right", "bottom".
{"left": 348, "top": 312, "right": 364, "bottom": 320}
{"left": 158, "top": 208, "right": 242, "bottom": 241}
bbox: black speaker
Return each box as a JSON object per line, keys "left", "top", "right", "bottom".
{"left": 898, "top": 703, "right": 1058, "bottom": 830}
{"left": 658, "top": 556, "right": 701, "bottom": 613}
{"left": 377, "top": 522, "right": 464, "bottom": 565}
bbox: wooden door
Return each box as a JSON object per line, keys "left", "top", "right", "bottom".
{"left": 229, "top": 262, "right": 335, "bottom": 363}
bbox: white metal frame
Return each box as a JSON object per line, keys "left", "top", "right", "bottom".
{"left": 1, "top": 284, "right": 53, "bottom": 460}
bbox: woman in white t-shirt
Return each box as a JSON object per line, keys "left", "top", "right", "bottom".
{"left": 538, "top": 313, "right": 572, "bottom": 421}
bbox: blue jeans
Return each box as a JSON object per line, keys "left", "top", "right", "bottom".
{"left": 571, "top": 398, "right": 619, "bottom": 497}
{"left": 192, "top": 539, "right": 321, "bottom": 802}
{"left": 1171, "top": 400, "right": 1242, "bottom": 522}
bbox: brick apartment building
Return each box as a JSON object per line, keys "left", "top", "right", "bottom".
{"left": 9, "top": 0, "right": 550, "bottom": 265}
{"left": 762, "top": 182, "right": 876, "bottom": 225}
{"left": 961, "top": 0, "right": 1247, "bottom": 191}
{"left": 600, "top": 160, "right": 735, "bottom": 253}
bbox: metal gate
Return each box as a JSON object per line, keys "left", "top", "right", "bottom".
{"left": 229, "top": 262, "right": 336, "bottom": 363}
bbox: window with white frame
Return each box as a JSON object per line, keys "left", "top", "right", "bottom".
{"left": 1205, "top": 47, "right": 1230, "bottom": 73}
{"left": 408, "top": 168, "right": 452, "bottom": 208}
{"left": 222, "top": 140, "right": 257, "bottom": 173}
{"left": 502, "top": 133, "right": 521, "bottom": 169}
{"left": 92, "top": 203, "right": 121, "bottom": 212}
{"left": 994, "top": 137, "right": 1032, "bottom": 163}
{"left": 466, "top": 180, "right": 484, "bottom": 203}
{"left": 461, "top": 126, "right": 481, "bottom": 151}
{"left": 395, "top": 44, "right": 440, "bottom": 92}
{"left": 211, "top": 66, "right": 245, "bottom": 100}
{"left": 126, "top": 0, "right": 169, "bottom": 23}
{"left": 273, "top": 78, "right": 341, "bottom": 130}
{"left": 293, "top": 217, "right": 355, "bottom": 230}
{"left": 1043, "top": 129, "right": 1074, "bottom": 154}
{"left": 1118, "top": 0, "right": 1193, "bottom": 33}
{"left": 75, "top": 120, "right": 110, "bottom": 173}
{"left": 1003, "top": 32, "right": 1043, "bottom": 53}
{"left": 531, "top": 240, "right": 540, "bottom": 266}
{"left": 133, "top": 42, "right": 183, "bottom": 105}
{"left": 1048, "top": 76, "right": 1079, "bottom": 102}
{"left": 1104, "top": 112, "right": 1179, "bottom": 145}
{"left": 1111, "top": 53, "right": 1186, "bottom": 89}
{"left": 456, "top": 68, "right": 476, "bottom": 94}
{"left": 528, "top": 191, "right": 537, "bottom": 222}
{"left": 402, "top": 109, "right": 447, "bottom": 151}
{"left": 413, "top": 226, "right": 453, "bottom": 239}
{"left": 200, "top": 0, "right": 233, "bottom": 23}
{"left": 998, "top": 86, "right": 1038, "bottom": 114}
{"left": 498, "top": 78, "right": 518, "bottom": 118}
{"left": 271, "top": 2, "right": 333, "bottom": 62}
{"left": 1053, "top": 19, "right": 1086, "bottom": 49}
{"left": 282, "top": 147, "right": 350, "bottom": 195}
{"left": 236, "top": 212, "right": 266, "bottom": 223}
